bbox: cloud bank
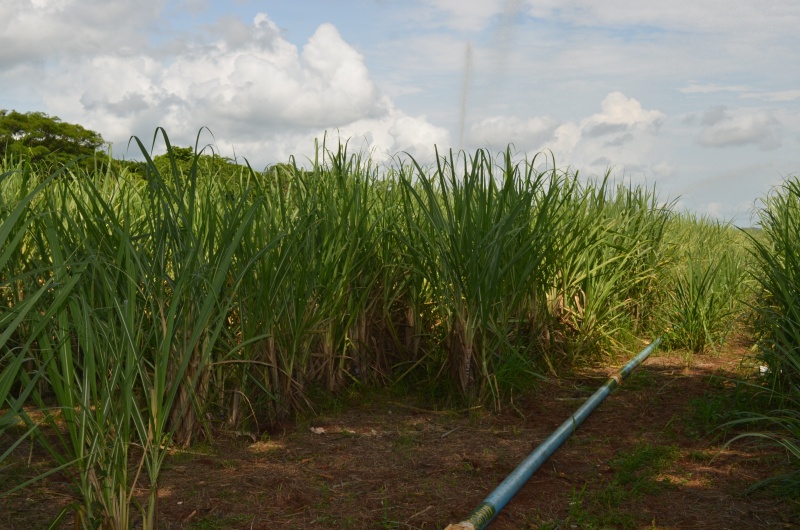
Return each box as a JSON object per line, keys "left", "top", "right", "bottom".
{"left": 468, "top": 92, "right": 667, "bottom": 177}
{"left": 2, "top": 4, "right": 448, "bottom": 165}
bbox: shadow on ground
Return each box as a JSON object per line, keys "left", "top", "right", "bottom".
{"left": 2, "top": 338, "right": 798, "bottom": 529}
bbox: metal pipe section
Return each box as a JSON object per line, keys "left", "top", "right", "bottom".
{"left": 444, "top": 337, "right": 663, "bottom": 530}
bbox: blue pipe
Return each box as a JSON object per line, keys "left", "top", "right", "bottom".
{"left": 445, "top": 337, "right": 663, "bottom": 530}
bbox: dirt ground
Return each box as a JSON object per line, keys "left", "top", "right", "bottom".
{"left": 3, "top": 337, "right": 799, "bottom": 529}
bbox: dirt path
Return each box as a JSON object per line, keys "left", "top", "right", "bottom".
{"left": 4, "top": 339, "right": 799, "bottom": 529}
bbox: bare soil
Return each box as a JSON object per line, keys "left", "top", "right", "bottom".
{"left": 3, "top": 337, "right": 799, "bottom": 529}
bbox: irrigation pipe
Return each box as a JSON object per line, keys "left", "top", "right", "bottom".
{"left": 444, "top": 337, "right": 663, "bottom": 530}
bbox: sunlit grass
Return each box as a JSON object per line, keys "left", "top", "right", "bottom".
{"left": 658, "top": 214, "right": 752, "bottom": 356}
{"left": 728, "top": 175, "right": 800, "bottom": 494}
{"left": 1, "top": 132, "right": 785, "bottom": 527}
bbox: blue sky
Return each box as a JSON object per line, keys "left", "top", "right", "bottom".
{"left": 2, "top": 0, "right": 799, "bottom": 225}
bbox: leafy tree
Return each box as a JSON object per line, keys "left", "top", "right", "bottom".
{"left": 0, "top": 109, "right": 106, "bottom": 167}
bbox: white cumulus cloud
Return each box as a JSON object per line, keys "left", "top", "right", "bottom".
{"left": 468, "top": 115, "right": 559, "bottom": 150}
{"left": 696, "top": 107, "right": 782, "bottom": 151}
{"left": 543, "top": 92, "right": 666, "bottom": 175}
{"left": 462, "top": 92, "right": 667, "bottom": 179}
{"left": 0, "top": 0, "right": 162, "bottom": 68}
{"left": 20, "top": 10, "right": 448, "bottom": 165}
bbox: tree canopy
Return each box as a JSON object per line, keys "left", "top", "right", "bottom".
{"left": 0, "top": 109, "right": 299, "bottom": 185}
{"left": 0, "top": 109, "right": 106, "bottom": 166}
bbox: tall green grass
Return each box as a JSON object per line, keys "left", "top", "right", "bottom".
{"left": 0, "top": 134, "right": 763, "bottom": 527}
{"left": 545, "top": 176, "right": 671, "bottom": 360}
{"left": 658, "top": 214, "right": 751, "bottom": 355}
{"left": 2, "top": 132, "right": 264, "bottom": 528}
{"left": 732, "top": 176, "right": 800, "bottom": 491}
{"left": 1, "top": 161, "right": 73, "bottom": 449}
{"left": 750, "top": 177, "right": 800, "bottom": 389}
{"left": 399, "top": 149, "right": 557, "bottom": 401}
{"left": 233, "top": 143, "right": 385, "bottom": 422}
